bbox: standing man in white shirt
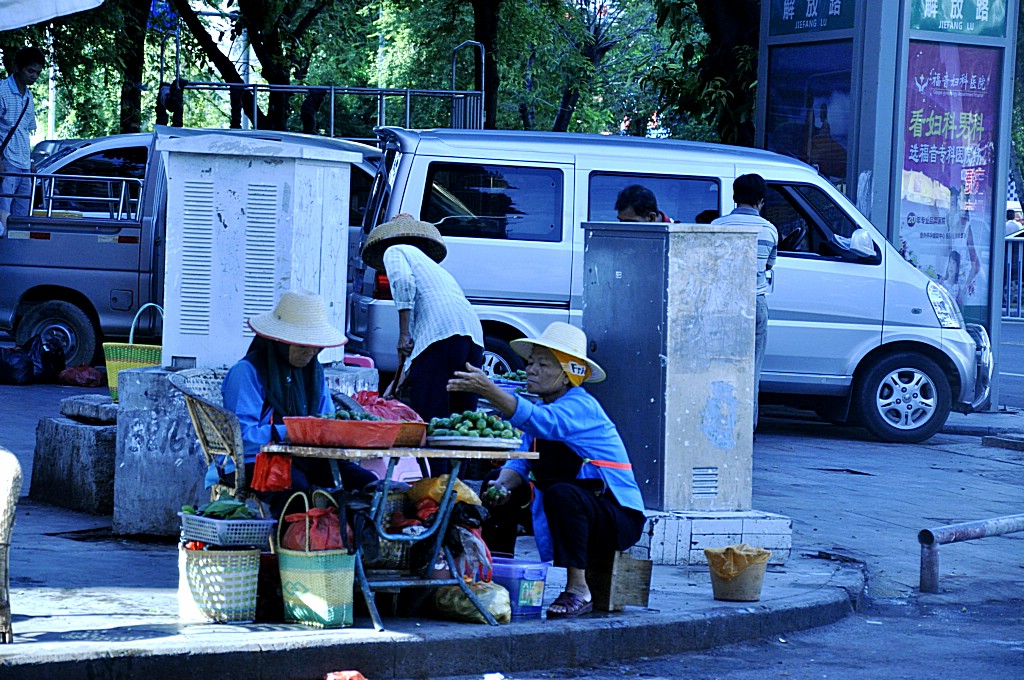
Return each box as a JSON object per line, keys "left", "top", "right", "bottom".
{"left": 711, "top": 174, "right": 778, "bottom": 432}
{"left": 0, "top": 47, "right": 45, "bottom": 236}
{"left": 361, "top": 214, "right": 485, "bottom": 429}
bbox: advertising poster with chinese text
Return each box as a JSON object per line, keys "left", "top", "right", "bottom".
{"left": 898, "top": 41, "right": 998, "bottom": 322}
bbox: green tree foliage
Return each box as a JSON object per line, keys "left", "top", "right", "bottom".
{"left": 650, "top": 0, "right": 759, "bottom": 146}
{"left": 0, "top": 0, "right": 150, "bottom": 138}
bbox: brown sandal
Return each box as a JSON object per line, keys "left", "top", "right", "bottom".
{"left": 546, "top": 591, "right": 593, "bottom": 619}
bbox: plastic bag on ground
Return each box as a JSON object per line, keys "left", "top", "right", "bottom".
{"left": 408, "top": 474, "right": 481, "bottom": 506}
{"left": 0, "top": 347, "right": 34, "bottom": 385}
{"left": 21, "top": 333, "right": 66, "bottom": 383}
{"left": 58, "top": 365, "right": 105, "bottom": 387}
{"left": 704, "top": 543, "right": 772, "bottom": 580}
{"left": 432, "top": 580, "right": 511, "bottom": 624}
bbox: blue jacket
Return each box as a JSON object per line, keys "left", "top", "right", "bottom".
{"left": 203, "top": 358, "right": 332, "bottom": 488}
{"left": 502, "top": 387, "right": 646, "bottom": 562}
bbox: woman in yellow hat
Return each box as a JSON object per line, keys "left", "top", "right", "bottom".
{"left": 448, "top": 322, "right": 646, "bottom": 619}
{"left": 209, "top": 290, "right": 377, "bottom": 517}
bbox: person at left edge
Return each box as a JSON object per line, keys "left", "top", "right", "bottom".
{"left": 207, "top": 289, "right": 377, "bottom": 518}
{"left": 0, "top": 46, "right": 45, "bottom": 236}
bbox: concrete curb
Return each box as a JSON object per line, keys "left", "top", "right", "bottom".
{"left": 0, "top": 563, "right": 864, "bottom": 680}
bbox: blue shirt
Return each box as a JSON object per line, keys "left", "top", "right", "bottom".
{"left": 502, "top": 387, "right": 646, "bottom": 562}
{"left": 0, "top": 74, "right": 36, "bottom": 169}
{"left": 203, "top": 358, "right": 333, "bottom": 488}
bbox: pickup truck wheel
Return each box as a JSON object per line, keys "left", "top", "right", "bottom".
{"left": 16, "top": 301, "right": 97, "bottom": 368}
{"left": 855, "top": 352, "right": 951, "bottom": 443}
{"left": 481, "top": 336, "right": 524, "bottom": 378}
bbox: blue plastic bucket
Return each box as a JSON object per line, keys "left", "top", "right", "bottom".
{"left": 491, "top": 556, "right": 550, "bottom": 619}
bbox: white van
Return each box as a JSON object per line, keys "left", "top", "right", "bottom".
{"left": 347, "top": 127, "right": 991, "bottom": 443}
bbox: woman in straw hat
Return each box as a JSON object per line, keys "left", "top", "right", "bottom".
{"left": 207, "top": 290, "right": 376, "bottom": 517}
{"left": 448, "top": 322, "right": 646, "bottom": 619}
{"left": 361, "top": 213, "right": 484, "bottom": 431}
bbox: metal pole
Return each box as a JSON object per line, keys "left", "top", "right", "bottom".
{"left": 917, "top": 514, "right": 1024, "bottom": 593}
{"left": 919, "top": 542, "right": 939, "bottom": 593}
{"left": 329, "top": 87, "right": 335, "bottom": 138}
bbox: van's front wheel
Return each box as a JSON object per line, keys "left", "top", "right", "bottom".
{"left": 16, "top": 301, "right": 97, "bottom": 368}
{"left": 855, "top": 352, "right": 951, "bottom": 443}
{"left": 481, "top": 336, "right": 525, "bottom": 378}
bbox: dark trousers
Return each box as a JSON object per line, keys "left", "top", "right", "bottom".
{"left": 405, "top": 335, "right": 483, "bottom": 475}
{"left": 543, "top": 482, "right": 646, "bottom": 570}
{"left": 483, "top": 475, "right": 646, "bottom": 569}
{"left": 404, "top": 335, "right": 483, "bottom": 421}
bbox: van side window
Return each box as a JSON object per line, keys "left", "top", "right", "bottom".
{"left": 588, "top": 173, "right": 720, "bottom": 223}
{"left": 423, "top": 163, "right": 562, "bottom": 242}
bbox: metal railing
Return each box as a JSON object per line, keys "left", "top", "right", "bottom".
{"left": 1, "top": 171, "right": 143, "bottom": 222}
{"left": 182, "top": 82, "right": 484, "bottom": 137}
{"left": 1004, "top": 237, "right": 1024, "bottom": 319}
{"left": 918, "top": 514, "right": 1024, "bottom": 592}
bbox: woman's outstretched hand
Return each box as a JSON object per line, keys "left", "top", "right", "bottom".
{"left": 447, "top": 363, "right": 517, "bottom": 418}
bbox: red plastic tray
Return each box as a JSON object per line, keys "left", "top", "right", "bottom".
{"left": 283, "top": 417, "right": 403, "bottom": 448}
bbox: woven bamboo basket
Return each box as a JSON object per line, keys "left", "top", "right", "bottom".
{"left": 102, "top": 303, "right": 163, "bottom": 401}
{"left": 277, "top": 492, "right": 356, "bottom": 628}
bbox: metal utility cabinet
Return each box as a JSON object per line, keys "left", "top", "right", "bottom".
{"left": 158, "top": 134, "right": 360, "bottom": 368}
{"left": 582, "top": 222, "right": 758, "bottom": 512}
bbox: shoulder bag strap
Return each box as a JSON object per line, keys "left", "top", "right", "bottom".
{"left": 0, "top": 97, "right": 30, "bottom": 159}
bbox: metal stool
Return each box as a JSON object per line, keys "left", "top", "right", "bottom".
{"left": 0, "top": 447, "right": 24, "bottom": 643}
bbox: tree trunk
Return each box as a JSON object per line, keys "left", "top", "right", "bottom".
{"left": 692, "top": 0, "right": 760, "bottom": 146}
{"left": 169, "top": 0, "right": 273, "bottom": 129}
{"left": 518, "top": 47, "right": 536, "bottom": 131}
{"left": 552, "top": 88, "right": 581, "bottom": 133}
{"left": 118, "top": 1, "right": 148, "bottom": 134}
{"left": 470, "top": 0, "right": 502, "bottom": 129}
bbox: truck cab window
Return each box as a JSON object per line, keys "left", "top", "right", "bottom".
{"left": 47, "top": 146, "right": 148, "bottom": 218}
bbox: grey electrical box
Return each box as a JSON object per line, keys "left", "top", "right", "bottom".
{"left": 582, "top": 221, "right": 758, "bottom": 512}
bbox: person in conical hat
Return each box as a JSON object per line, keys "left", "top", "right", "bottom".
{"left": 447, "top": 322, "right": 646, "bottom": 619}
{"left": 210, "top": 289, "right": 376, "bottom": 518}
{"left": 361, "top": 214, "right": 484, "bottom": 437}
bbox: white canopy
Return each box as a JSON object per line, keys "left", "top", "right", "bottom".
{"left": 0, "top": 0, "right": 104, "bottom": 31}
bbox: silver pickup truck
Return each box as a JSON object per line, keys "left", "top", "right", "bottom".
{"left": 0, "top": 127, "right": 380, "bottom": 366}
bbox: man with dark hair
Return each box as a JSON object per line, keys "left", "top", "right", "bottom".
{"left": 0, "top": 46, "right": 45, "bottom": 235}
{"left": 1006, "top": 207, "right": 1021, "bottom": 238}
{"left": 615, "top": 184, "right": 672, "bottom": 223}
{"left": 711, "top": 173, "right": 778, "bottom": 432}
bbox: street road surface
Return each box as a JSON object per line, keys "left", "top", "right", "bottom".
{"left": 430, "top": 416, "right": 1024, "bottom": 680}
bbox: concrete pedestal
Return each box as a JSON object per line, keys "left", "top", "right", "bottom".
{"left": 114, "top": 365, "right": 378, "bottom": 536}
{"left": 629, "top": 511, "right": 792, "bottom": 566}
{"left": 31, "top": 417, "right": 117, "bottom": 514}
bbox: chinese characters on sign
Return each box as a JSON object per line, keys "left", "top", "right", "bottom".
{"left": 770, "top": 0, "right": 855, "bottom": 35}
{"left": 909, "top": 0, "right": 1006, "bottom": 37}
{"left": 898, "top": 42, "right": 999, "bottom": 319}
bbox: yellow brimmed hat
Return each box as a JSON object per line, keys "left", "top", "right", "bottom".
{"left": 247, "top": 290, "right": 347, "bottom": 348}
{"left": 511, "top": 322, "right": 606, "bottom": 383}
{"left": 361, "top": 213, "right": 447, "bottom": 271}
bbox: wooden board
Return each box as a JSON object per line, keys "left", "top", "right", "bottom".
{"left": 425, "top": 435, "right": 523, "bottom": 450}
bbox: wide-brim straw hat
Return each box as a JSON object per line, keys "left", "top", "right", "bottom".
{"left": 511, "top": 322, "right": 606, "bottom": 383}
{"left": 247, "top": 290, "right": 347, "bottom": 348}
{"left": 361, "top": 213, "right": 447, "bottom": 271}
